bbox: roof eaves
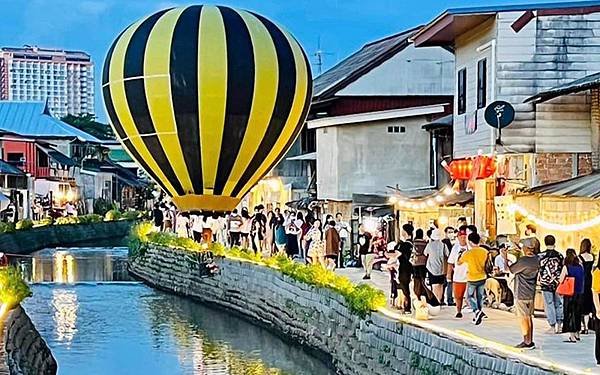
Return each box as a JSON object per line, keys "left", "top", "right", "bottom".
{"left": 314, "top": 26, "right": 422, "bottom": 100}
{"left": 525, "top": 72, "right": 600, "bottom": 103}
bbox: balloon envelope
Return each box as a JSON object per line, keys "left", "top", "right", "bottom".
{"left": 102, "top": 5, "right": 312, "bottom": 212}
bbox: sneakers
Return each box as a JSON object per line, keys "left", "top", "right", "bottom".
{"left": 362, "top": 275, "right": 371, "bottom": 280}
{"left": 555, "top": 324, "right": 562, "bottom": 334}
{"left": 455, "top": 312, "right": 463, "bottom": 319}
{"left": 474, "top": 310, "right": 484, "bottom": 325}
{"left": 515, "top": 342, "right": 535, "bottom": 350}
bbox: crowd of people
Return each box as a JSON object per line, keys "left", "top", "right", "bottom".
{"left": 361, "top": 218, "right": 600, "bottom": 361}
{"left": 151, "top": 203, "right": 351, "bottom": 270}
{"left": 151, "top": 203, "right": 600, "bottom": 363}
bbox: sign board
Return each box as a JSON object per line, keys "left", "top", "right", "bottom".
{"left": 485, "top": 101, "right": 515, "bottom": 129}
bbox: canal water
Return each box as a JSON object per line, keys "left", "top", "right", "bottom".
{"left": 19, "top": 247, "right": 334, "bottom": 375}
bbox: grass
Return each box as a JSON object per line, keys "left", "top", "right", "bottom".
{"left": 130, "top": 222, "right": 386, "bottom": 318}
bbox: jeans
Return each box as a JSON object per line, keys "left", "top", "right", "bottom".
{"left": 446, "top": 281, "right": 454, "bottom": 305}
{"left": 542, "top": 290, "right": 563, "bottom": 326}
{"left": 467, "top": 279, "right": 486, "bottom": 312}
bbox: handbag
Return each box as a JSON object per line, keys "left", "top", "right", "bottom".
{"left": 556, "top": 276, "right": 575, "bottom": 297}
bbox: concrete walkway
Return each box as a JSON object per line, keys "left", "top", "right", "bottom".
{"left": 337, "top": 267, "right": 600, "bottom": 375}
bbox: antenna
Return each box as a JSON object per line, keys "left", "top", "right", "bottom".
{"left": 312, "top": 36, "right": 333, "bottom": 75}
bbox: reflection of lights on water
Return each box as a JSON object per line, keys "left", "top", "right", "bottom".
{"left": 52, "top": 288, "right": 79, "bottom": 346}
{"left": 54, "top": 252, "right": 76, "bottom": 283}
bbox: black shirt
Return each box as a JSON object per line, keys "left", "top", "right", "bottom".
{"left": 152, "top": 208, "right": 164, "bottom": 227}
{"left": 358, "top": 232, "right": 373, "bottom": 255}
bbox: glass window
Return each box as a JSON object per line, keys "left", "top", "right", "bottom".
{"left": 457, "top": 68, "right": 467, "bottom": 115}
{"left": 477, "top": 59, "right": 487, "bottom": 109}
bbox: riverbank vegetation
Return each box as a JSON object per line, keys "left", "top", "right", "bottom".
{"left": 0, "top": 209, "right": 145, "bottom": 234}
{"left": 129, "top": 222, "right": 386, "bottom": 318}
{"left": 0, "top": 267, "right": 31, "bottom": 314}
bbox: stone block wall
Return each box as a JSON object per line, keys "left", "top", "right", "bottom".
{"left": 3, "top": 306, "right": 56, "bottom": 375}
{"left": 130, "top": 245, "right": 557, "bottom": 375}
{"left": 0, "top": 220, "right": 134, "bottom": 255}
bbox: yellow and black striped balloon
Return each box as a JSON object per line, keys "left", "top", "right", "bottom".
{"left": 102, "top": 5, "right": 312, "bottom": 212}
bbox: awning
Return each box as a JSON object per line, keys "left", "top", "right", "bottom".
{"left": 0, "top": 192, "right": 9, "bottom": 211}
{"left": 286, "top": 197, "right": 317, "bottom": 210}
{"left": 0, "top": 159, "right": 25, "bottom": 176}
{"left": 525, "top": 72, "right": 600, "bottom": 104}
{"left": 37, "top": 144, "right": 76, "bottom": 167}
{"left": 525, "top": 172, "right": 600, "bottom": 199}
{"left": 352, "top": 193, "right": 391, "bottom": 207}
{"left": 392, "top": 187, "right": 474, "bottom": 206}
{"left": 421, "top": 114, "right": 453, "bottom": 131}
{"left": 286, "top": 152, "right": 316, "bottom": 161}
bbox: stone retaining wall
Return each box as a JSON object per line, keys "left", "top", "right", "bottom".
{"left": 3, "top": 306, "right": 56, "bottom": 375}
{"left": 130, "top": 245, "right": 557, "bottom": 375}
{"left": 0, "top": 220, "right": 134, "bottom": 255}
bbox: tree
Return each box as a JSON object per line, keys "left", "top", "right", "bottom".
{"left": 61, "top": 114, "right": 115, "bottom": 140}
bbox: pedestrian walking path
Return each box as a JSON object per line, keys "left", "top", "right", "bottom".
{"left": 337, "top": 267, "right": 600, "bottom": 375}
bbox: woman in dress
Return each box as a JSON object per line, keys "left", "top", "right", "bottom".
{"left": 285, "top": 212, "right": 300, "bottom": 258}
{"left": 305, "top": 219, "right": 325, "bottom": 266}
{"left": 560, "top": 248, "right": 585, "bottom": 342}
{"left": 580, "top": 238, "right": 595, "bottom": 334}
{"left": 175, "top": 212, "right": 190, "bottom": 238}
{"left": 274, "top": 214, "right": 287, "bottom": 254}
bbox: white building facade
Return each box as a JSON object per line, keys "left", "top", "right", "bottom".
{"left": 0, "top": 46, "right": 94, "bottom": 118}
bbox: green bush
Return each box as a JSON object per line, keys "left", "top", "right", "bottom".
{"left": 129, "top": 222, "right": 386, "bottom": 318}
{"left": 0, "top": 222, "right": 15, "bottom": 233}
{"left": 54, "top": 216, "right": 80, "bottom": 225}
{"left": 15, "top": 219, "right": 34, "bottom": 230}
{"left": 104, "top": 209, "right": 121, "bottom": 222}
{"left": 93, "top": 198, "right": 115, "bottom": 216}
{"left": 122, "top": 210, "right": 142, "bottom": 221}
{"left": 0, "top": 266, "right": 32, "bottom": 309}
{"left": 78, "top": 214, "right": 103, "bottom": 224}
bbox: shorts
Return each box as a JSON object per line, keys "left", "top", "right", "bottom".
{"left": 428, "top": 272, "right": 445, "bottom": 285}
{"left": 325, "top": 255, "right": 337, "bottom": 260}
{"left": 515, "top": 299, "right": 535, "bottom": 317}
{"left": 453, "top": 282, "right": 467, "bottom": 299}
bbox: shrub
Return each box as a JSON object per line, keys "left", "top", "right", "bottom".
{"left": 93, "top": 198, "right": 115, "bottom": 216}
{"left": 78, "top": 214, "right": 103, "bottom": 224}
{"left": 0, "top": 266, "right": 32, "bottom": 309}
{"left": 104, "top": 209, "right": 121, "bottom": 222}
{"left": 128, "top": 222, "right": 387, "bottom": 318}
{"left": 0, "top": 222, "right": 15, "bottom": 233}
{"left": 34, "top": 217, "right": 53, "bottom": 227}
{"left": 15, "top": 219, "right": 34, "bottom": 231}
{"left": 122, "top": 210, "right": 142, "bottom": 221}
{"left": 55, "top": 216, "right": 80, "bottom": 225}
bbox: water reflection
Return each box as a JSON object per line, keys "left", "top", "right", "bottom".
{"left": 21, "top": 247, "right": 131, "bottom": 283}
{"left": 22, "top": 248, "right": 334, "bottom": 375}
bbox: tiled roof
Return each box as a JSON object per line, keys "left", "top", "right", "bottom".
{"left": 0, "top": 101, "right": 100, "bottom": 143}
{"left": 312, "top": 26, "right": 422, "bottom": 99}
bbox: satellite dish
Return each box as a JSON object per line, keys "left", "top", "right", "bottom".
{"left": 484, "top": 100, "right": 515, "bottom": 146}
{"left": 485, "top": 101, "right": 515, "bottom": 129}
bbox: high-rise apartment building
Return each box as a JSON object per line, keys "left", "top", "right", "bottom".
{"left": 0, "top": 46, "right": 94, "bottom": 118}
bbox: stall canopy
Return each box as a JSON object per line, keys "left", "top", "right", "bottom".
{"left": 526, "top": 172, "right": 600, "bottom": 199}
{"left": 352, "top": 193, "right": 394, "bottom": 216}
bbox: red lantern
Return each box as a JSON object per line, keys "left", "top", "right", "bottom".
{"left": 445, "top": 156, "right": 496, "bottom": 181}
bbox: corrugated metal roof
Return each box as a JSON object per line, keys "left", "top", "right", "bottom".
{"left": 446, "top": 0, "right": 600, "bottom": 15}
{"left": 37, "top": 144, "right": 75, "bottom": 167}
{"left": 527, "top": 172, "right": 600, "bottom": 198}
{"left": 312, "top": 26, "right": 422, "bottom": 99}
{"left": 0, "top": 159, "right": 24, "bottom": 176}
{"left": 0, "top": 101, "right": 100, "bottom": 143}
{"left": 108, "top": 149, "right": 133, "bottom": 163}
{"left": 525, "top": 71, "right": 600, "bottom": 103}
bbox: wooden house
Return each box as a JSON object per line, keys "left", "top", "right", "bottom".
{"left": 411, "top": 1, "right": 600, "bottom": 236}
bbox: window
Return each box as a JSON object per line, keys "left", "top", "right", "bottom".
{"left": 457, "top": 68, "right": 467, "bottom": 115}
{"left": 387, "top": 126, "right": 406, "bottom": 134}
{"left": 477, "top": 59, "right": 487, "bottom": 109}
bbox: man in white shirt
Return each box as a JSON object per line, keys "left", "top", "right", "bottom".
{"left": 335, "top": 212, "right": 350, "bottom": 268}
{"left": 447, "top": 227, "right": 469, "bottom": 319}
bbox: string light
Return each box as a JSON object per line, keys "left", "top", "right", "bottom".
{"left": 389, "top": 183, "right": 462, "bottom": 211}
{"left": 508, "top": 203, "right": 600, "bottom": 232}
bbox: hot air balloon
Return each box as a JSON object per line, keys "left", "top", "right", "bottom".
{"left": 102, "top": 5, "right": 312, "bottom": 212}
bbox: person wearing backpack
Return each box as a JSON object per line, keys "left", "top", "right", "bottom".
{"left": 538, "top": 235, "right": 564, "bottom": 334}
